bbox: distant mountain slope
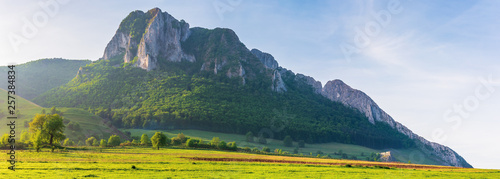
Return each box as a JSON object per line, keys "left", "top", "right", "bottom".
{"left": 0, "top": 58, "right": 91, "bottom": 100}
{"left": 33, "top": 8, "right": 471, "bottom": 168}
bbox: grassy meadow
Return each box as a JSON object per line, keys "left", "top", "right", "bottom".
{"left": 1, "top": 147, "right": 499, "bottom": 178}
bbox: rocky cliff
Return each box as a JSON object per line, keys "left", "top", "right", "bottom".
{"left": 102, "top": 8, "right": 194, "bottom": 71}
{"left": 321, "top": 79, "right": 472, "bottom": 168}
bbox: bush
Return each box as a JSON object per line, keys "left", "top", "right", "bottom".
{"left": 140, "top": 134, "right": 150, "bottom": 146}
{"left": 217, "top": 141, "right": 227, "bottom": 150}
{"left": 171, "top": 137, "right": 182, "bottom": 145}
{"left": 86, "top": 137, "right": 97, "bottom": 146}
{"left": 226, "top": 142, "right": 237, "bottom": 151}
{"left": 186, "top": 139, "right": 200, "bottom": 148}
{"left": 262, "top": 147, "right": 270, "bottom": 153}
{"left": 100, "top": 139, "right": 107, "bottom": 148}
{"left": 252, "top": 147, "right": 259, "bottom": 153}
{"left": 108, "top": 135, "right": 121, "bottom": 147}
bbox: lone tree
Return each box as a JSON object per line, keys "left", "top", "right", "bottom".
{"left": 108, "top": 135, "right": 121, "bottom": 147}
{"left": 245, "top": 131, "right": 254, "bottom": 142}
{"left": 283, "top": 135, "right": 293, "bottom": 147}
{"left": 140, "top": 134, "right": 150, "bottom": 146}
{"left": 151, "top": 132, "right": 167, "bottom": 150}
{"left": 29, "top": 113, "right": 66, "bottom": 150}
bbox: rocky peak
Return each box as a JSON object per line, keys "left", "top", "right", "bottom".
{"left": 295, "top": 74, "right": 322, "bottom": 94}
{"left": 250, "top": 49, "right": 286, "bottom": 92}
{"left": 102, "top": 7, "right": 194, "bottom": 71}
{"left": 250, "top": 49, "right": 278, "bottom": 69}
{"left": 321, "top": 79, "right": 472, "bottom": 168}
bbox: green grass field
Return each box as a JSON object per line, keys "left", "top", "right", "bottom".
{"left": 1, "top": 147, "right": 498, "bottom": 178}
{"left": 123, "top": 129, "right": 440, "bottom": 165}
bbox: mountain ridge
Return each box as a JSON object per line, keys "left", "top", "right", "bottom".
{"left": 35, "top": 7, "right": 471, "bottom": 168}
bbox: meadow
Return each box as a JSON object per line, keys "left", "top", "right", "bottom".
{"left": 1, "top": 147, "right": 499, "bottom": 178}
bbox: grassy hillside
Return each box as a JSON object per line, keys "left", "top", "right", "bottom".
{"left": 0, "top": 58, "right": 91, "bottom": 100}
{"left": 0, "top": 89, "right": 118, "bottom": 143}
{"left": 1, "top": 147, "right": 498, "bottom": 178}
{"left": 123, "top": 128, "right": 441, "bottom": 166}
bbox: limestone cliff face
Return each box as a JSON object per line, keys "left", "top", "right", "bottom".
{"left": 102, "top": 8, "right": 194, "bottom": 71}
{"left": 321, "top": 79, "right": 472, "bottom": 168}
{"left": 250, "top": 49, "right": 286, "bottom": 92}
{"left": 295, "top": 74, "right": 322, "bottom": 94}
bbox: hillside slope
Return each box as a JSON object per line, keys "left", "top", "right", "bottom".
{"left": 0, "top": 58, "right": 91, "bottom": 100}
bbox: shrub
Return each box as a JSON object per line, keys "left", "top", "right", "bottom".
{"left": 86, "top": 137, "right": 97, "bottom": 146}
{"left": 171, "top": 137, "right": 182, "bottom": 145}
{"left": 99, "top": 139, "right": 107, "bottom": 148}
{"left": 186, "top": 139, "right": 200, "bottom": 148}
{"left": 262, "top": 147, "right": 270, "bottom": 153}
{"left": 108, "top": 135, "right": 121, "bottom": 147}
{"left": 217, "top": 141, "right": 227, "bottom": 150}
{"left": 252, "top": 147, "right": 259, "bottom": 153}
{"left": 226, "top": 142, "right": 237, "bottom": 151}
{"left": 140, "top": 134, "right": 150, "bottom": 146}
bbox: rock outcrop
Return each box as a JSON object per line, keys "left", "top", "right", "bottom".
{"left": 250, "top": 49, "right": 286, "bottom": 92}
{"left": 102, "top": 8, "right": 194, "bottom": 71}
{"left": 321, "top": 79, "right": 472, "bottom": 168}
{"left": 295, "top": 73, "right": 322, "bottom": 94}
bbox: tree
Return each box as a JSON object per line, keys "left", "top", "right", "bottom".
{"left": 29, "top": 114, "right": 66, "bottom": 149}
{"left": 108, "top": 135, "right": 121, "bottom": 147}
{"left": 245, "top": 131, "right": 254, "bottom": 142}
{"left": 151, "top": 132, "right": 167, "bottom": 150}
{"left": 262, "top": 147, "right": 270, "bottom": 153}
{"left": 86, "top": 137, "right": 96, "bottom": 146}
{"left": 33, "top": 131, "right": 43, "bottom": 152}
{"left": 63, "top": 138, "right": 74, "bottom": 146}
{"left": 20, "top": 130, "right": 30, "bottom": 144}
{"left": 100, "top": 139, "right": 107, "bottom": 148}
{"left": 44, "top": 114, "right": 65, "bottom": 146}
{"left": 283, "top": 135, "right": 293, "bottom": 147}
{"left": 210, "top": 137, "right": 220, "bottom": 147}
{"left": 93, "top": 138, "right": 100, "bottom": 146}
{"left": 140, "top": 134, "right": 150, "bottom": 146}
{"left": 217, "top": 141, "right": 227, "bottom": 150}
{"left": 227, "top": 141, "right": 237, "bottom": 151}
{"left": 186, "top": 138, "right": 200, "bottom": 147}
{"left": 298, "top": 140, "right": 305, "bottom": 148}
{"left": 171, "top": 137, "right": 182, "bottom": 145}
{"left": 177, "top": 133, "right": 187, "bottom": 143}
{"left": 0, "top": 134, "right": 9, "bottom": 147}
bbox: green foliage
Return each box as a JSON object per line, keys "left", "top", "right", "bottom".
{"left": 210, "top": 137, "right": 220, "bottom": 147}
{"left": 32, "top": 131, "right": 43, "bottom": 152}
{"left": 283, "top": 135, "right": 293, "bottom": 147}
{"left": 293, "top": 147, "right": 299, "bottom": 154}
{"left": 258, "top": 135, "right": 267, "bottom": 144}
{"left": 20, "top": 130, "right": 30, "bottom": 144}
{"left": 217, "top": 141, "right": 227, "bottom": 150}
{"left": 108, "top": 135, "right": 121, "bottom": 147}
{"left": 186, "top": 138, "right": 200, "bottom": 148}
{"left": 0, "top": 134, "right": 9, "bottom": 147}
{"left": 63, "top": 138, "right": 74, "bottom": 146}
{"left": 262, "top": 147, "right": 270, "bottom": 153}
{"left": 226, "top": 141, "right": 237, "bottom": 151}
{"left": 29, "top": 113, "right": 66, "bottom": 147}
{"left": 86, "top": 137, "right": 97, "bottom": 146}
{"left": 151, "top": 132, "right": 167, "bottom": 150}
{"left": 100, "top": 139, "right": 107, "bottom": 148}
{"left": 140, "top": 134, "right": 150, "bottom": 146}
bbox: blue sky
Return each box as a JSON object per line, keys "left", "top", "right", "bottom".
{"left": 1, "top": 0, "right": 499, "bottom": 169}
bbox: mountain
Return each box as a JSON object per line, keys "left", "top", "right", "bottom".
{"left": 34, "top": 8, "right": 471, "bottom": 168}
{"left": 0, "top": 58, "right": 91, "bottom": 100}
